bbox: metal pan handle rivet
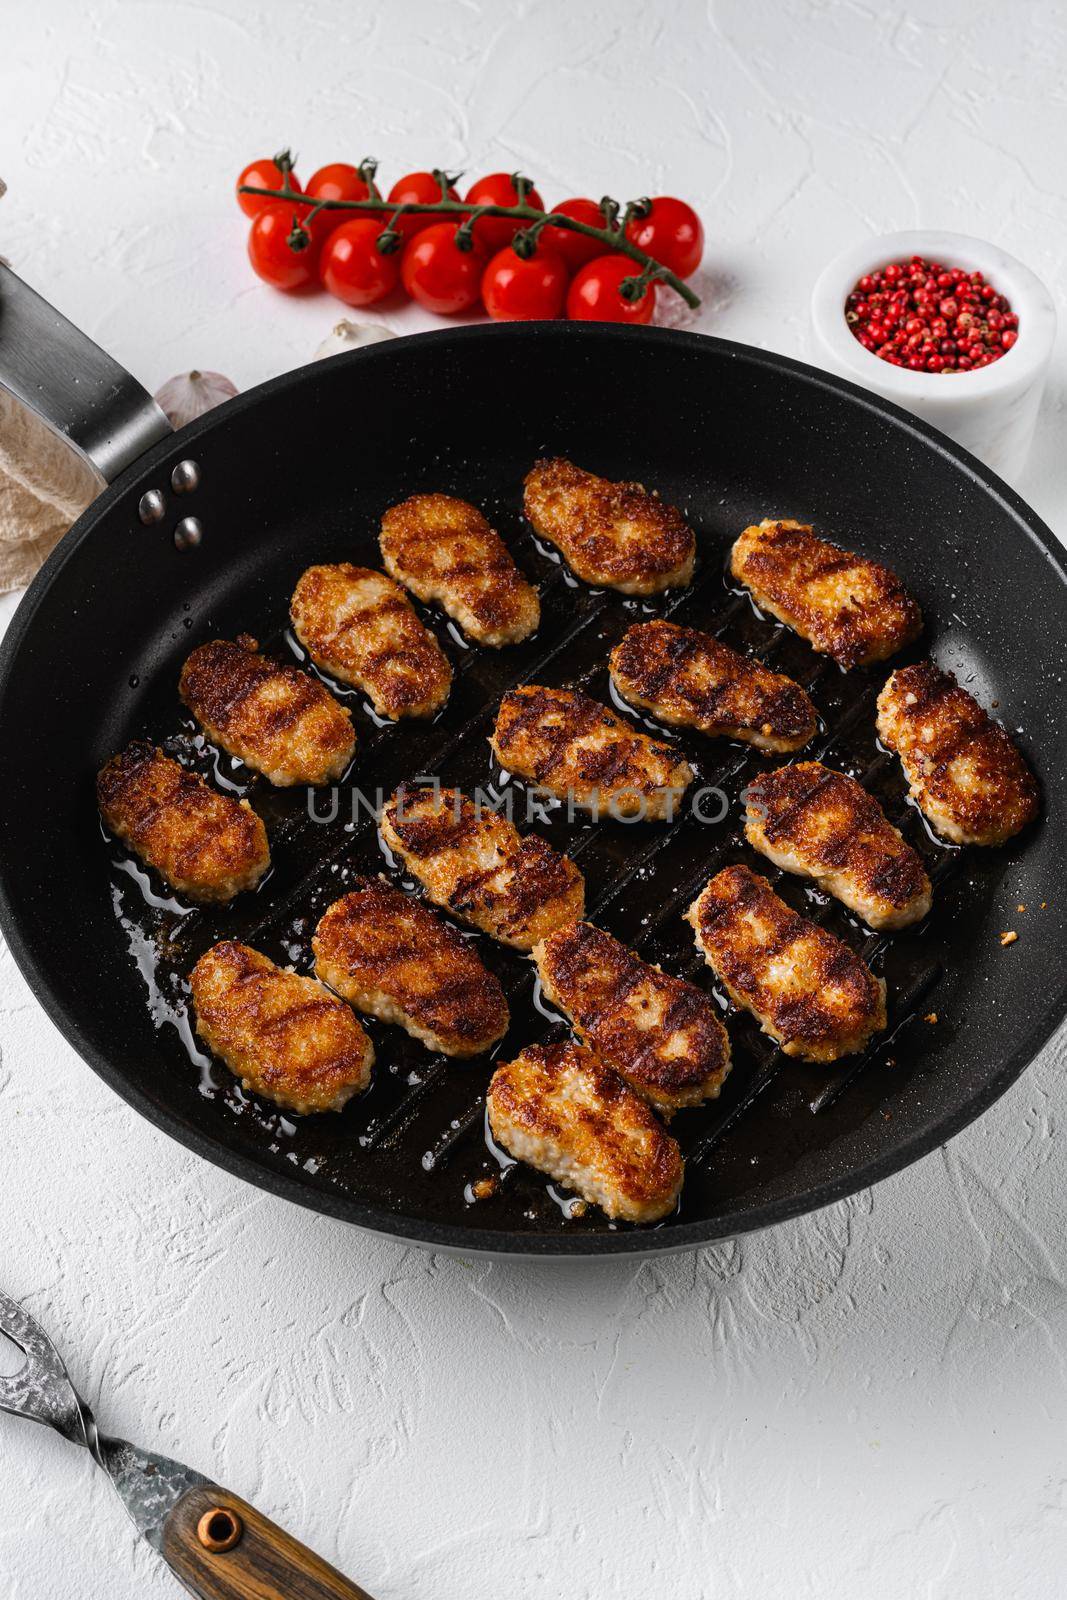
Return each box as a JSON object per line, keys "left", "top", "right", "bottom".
{"left": 173, "top": 516, "right": 203, "bottom": 551}
{"left": 196, "top": 1506, "right": 243, "bottom": 1552}
{"left": 171, "top": 459, "right": 201, "bottom": 494}
{"left": 138, "top": 489, "right": 166, "bottom": 525}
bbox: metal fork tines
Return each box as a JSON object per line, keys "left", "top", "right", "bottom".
{"left": 0, "top": 1290, "right": 209, "bottom": 1547}
{"left": 0, "top": 1290, "right": 93, "bottom": 1446}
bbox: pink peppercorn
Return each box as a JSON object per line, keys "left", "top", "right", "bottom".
{"left": 845, "top": 255, "right": 1017, "bottom": 373}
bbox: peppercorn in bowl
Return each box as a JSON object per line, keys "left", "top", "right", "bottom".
{"left": 811, "top": 229, "right": 1056, "bottom": 481}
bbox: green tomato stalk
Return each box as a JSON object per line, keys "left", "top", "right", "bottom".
{"left": 239, "top": 155, "right": 701, "bottom": 310}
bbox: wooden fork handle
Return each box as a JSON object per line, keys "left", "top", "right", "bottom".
{"left": 160, "top": 1483, "right": 375, "bottom": 1600}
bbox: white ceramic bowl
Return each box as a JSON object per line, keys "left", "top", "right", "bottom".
{"left": 811, "top": 230, "right": 1056, "bottom": 483}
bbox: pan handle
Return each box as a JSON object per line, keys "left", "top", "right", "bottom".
{"left": 0, "top": 262, "right": 172, "bottom": 484}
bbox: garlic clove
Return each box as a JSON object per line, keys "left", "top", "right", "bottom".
{"left": 313, "top": 320, "right": 395, "bottom": 361}
{"left": 154, "top": 370, "right": 239, "bottom": 429}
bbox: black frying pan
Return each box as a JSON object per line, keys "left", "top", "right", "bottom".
{"left": 1, "top": 266, "right": 1064, "bottom": 1258}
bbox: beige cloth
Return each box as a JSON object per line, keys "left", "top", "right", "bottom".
{"left": 0, "top": 175, "right": 102, "bottom": 590}
{"left": 0, "top": 391, "right": 101, "bottom": 591}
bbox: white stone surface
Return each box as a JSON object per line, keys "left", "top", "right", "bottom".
{"left": 2, "top": 4, "right": 1066, "bottom": 1597}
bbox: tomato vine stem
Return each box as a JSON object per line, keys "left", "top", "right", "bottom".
{"left": 238, "top": 172, "right": 702, "bottom": 309}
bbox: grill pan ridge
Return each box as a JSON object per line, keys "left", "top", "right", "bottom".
{"left": 105, "top": 488, "right": 992, "bottom": 1243}
{"left": 0, "top": 323, "right": 1062, "bottom": 1258}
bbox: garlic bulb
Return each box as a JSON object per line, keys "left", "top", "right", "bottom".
{"left": 154, "top": 371, "right": 239, "bottom": 429}
{"left": 313, "top": 320, "right": 395, "bottom": 361}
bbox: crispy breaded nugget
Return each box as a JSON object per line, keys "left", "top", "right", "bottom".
{"left": 180, "top": 636, "right": 355, "bottom": 786}
{"left": 97, "top": 741, "right": 269, "bottom": 903}
{"left": 745, "top": 761, "right": 931, "bottom": 930}
{"left": 876, "top": 662, "right": 1039, "bottom": 846}
{"left": 491, "top": 685, "right": 692, "bottom": 821}
{"left": 533, "top": 921, "right": 731, "bottom": 1114}
{"left": 686, "top": 866, "right": 886, "bottom": 1063}
{"left": 380, "top": 785, "right": 584, "bottom": 950}
{"left": 379, "top": 493, "right": 539, "bottom": 646}
{"left": 610, "top": 619, "right": 817, "bottom": 753}
{"left": 731, "top": 519, "right": 922, "bottom": 668}
{"left": 523, "top": 458, "right": 695, "bottom": 594}
{"left": 290, "top": 563, "right": 451, "bottom": 720}
{"left": 313, "top": 877, "right": 509, "bottom": 1057}
{"left": 190, "top": 941, "right": 374, "bottom": 1113}
{"left": 487, "top": 1042, "right": 683, "bottom": 1223}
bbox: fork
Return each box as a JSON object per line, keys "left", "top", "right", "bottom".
{"left": 0, "top": 1288, "right": 375, "bottom": 1599}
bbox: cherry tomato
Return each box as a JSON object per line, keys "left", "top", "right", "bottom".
{"left": 463, "top": 173, "right": 543, "bottom": 254}
{"left": 305, "top": 163, "right": 376, "bottom": 237}
{"left": 387, "top": 171, "right": 459, "bottom": 242}
{"left": 482, "top": 245, "right": 568, "bottom": 321}
{"left": 401, "top": 223, "right": 485, "bottom": 314}
{"left": 237, "top": 157, "right": 302, "bottom": 219}
{"left": 625, "top": 196, "right": 703, "bottom": 280}
{"left": 247, "top": 204, "right": 319, "bottom": 291}
{"left": 320, "top": 219, "right": 399, "bottom": 306}
{"left": 565, "top": 255, "right": 657, "bottom": 324}
{"left": 546, "top": 199, "right": 606, "bottom": 273}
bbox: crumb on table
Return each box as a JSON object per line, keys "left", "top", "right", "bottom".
{"left": 1000, "top": 930, "right": 1018, "bottom": 947}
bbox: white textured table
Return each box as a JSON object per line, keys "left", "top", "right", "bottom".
{"left": 3, "top": 5, "right": 1066, "bottom": 1597}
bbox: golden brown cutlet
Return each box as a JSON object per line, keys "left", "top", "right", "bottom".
{"left": 190, "top": 941, "right": 374, "bottom": 1113}
{"left": 532, "top": 921, "right": 731, "bottom": 1115}
{"left": 380, "top": 785, "right": 584, "bottom": 950}
{"left": 876, "top": 662, "right": 1039, "bottom": 846}
{"left": 686, "top": 865, "right": 886, "bottom": 1063}
{"left": 490, "top": 685, "right": 692, "bottom": 821}
{"left": 744, "top": 761, "right": 932, "bottom": 931}
{"left": 379, "top": 493, "right": 540, "bottom": 646}
{"left": 96, "top": 741, "right": 269, "bottom": 903}
{"left": 179, "top": 635, "right": 355, "bottom": 786}
{"left": 609, "top": 619, "right": 817, "bottom": 752}
{"left": 312, "top": 876, "right": 509, "bottom": 1057}
{"left": 290, "top": 563, "right": 452, "bottom": 720}
{"left": 523, "top": 457, "right": 696, "bottom": 594}
{"left": 731, "top": 519, "right": 922, "bottom": 669}
{"left": 487, "top": 1041, "right": 684, "bottom": 1223}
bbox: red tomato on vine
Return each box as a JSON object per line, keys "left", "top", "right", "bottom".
{"left": 305, "top": 163, "right": 377, "bottom": 236}
{"left": 237, "top": 157, "right": 302, "bottom": 219}
{"left": 247, "top": 205, "right": 319, "bottom": 290}
{"left": 565, "top": 255, "right": 657, "bottom": 324}
{"left": 482, "top": 245, "right": 568, "bottom": 321}
{"left": 625, "top": 197, "right": 704, "bottom": 280}
{"left": 387, "top": 171, "right": 460, "bottom": 241}
{"left": 320, "top": 219, "right": 399, "bottom": 306}
{"left": 463, "top": 173, "right": 544, "bottom": 254}
{"left": 238, "top": 150, "right": 702, "bottom": 323}
{"left": 401, "top": 224, "right": 486, "bottom": 314}
{"left": 546, "top": 199, "right": 608, "bottom": 273}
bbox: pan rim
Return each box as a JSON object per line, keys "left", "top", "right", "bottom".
{"left": 1, "top": 321, "right": 1065, "bottom": 1258}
